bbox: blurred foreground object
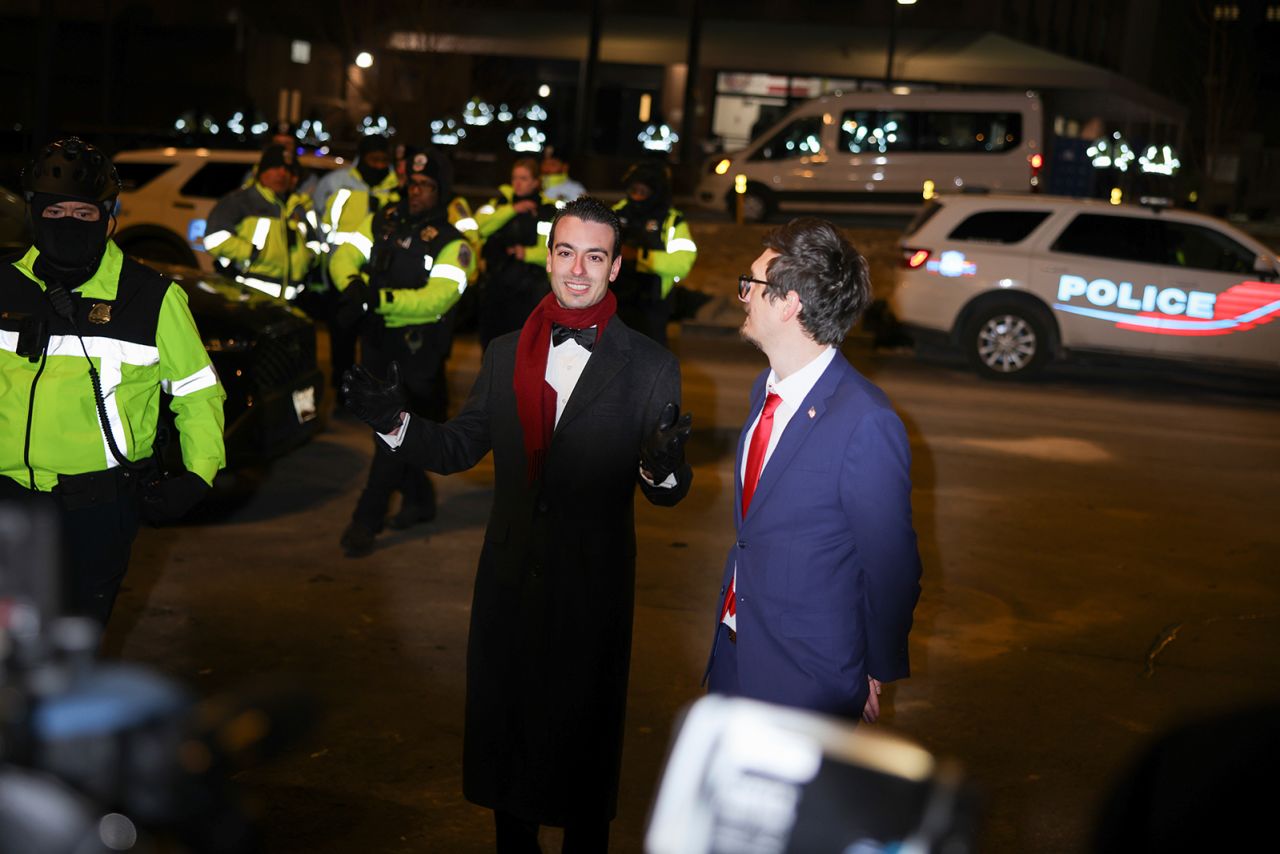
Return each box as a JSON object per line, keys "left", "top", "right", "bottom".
{"left": 1093, "top": 703, "right": 1280, "bottom": 853}
{"left": 646, "top": 696, "right": 976, "bottom": 854}
{"left": 1, "top": 501, "right": 315, "bottom": 853}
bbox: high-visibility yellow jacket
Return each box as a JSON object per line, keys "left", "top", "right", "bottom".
{"left": 612, "top": 201, "right": 698, "bottom": 299}
{"left": 0, "top": 242, "right": 226, "bottom": 491}
{"left": 329, "top": 205, "right": 477, "bottom": 329}
{"left": 203, "top": 182, "right": 316, "bottom": 299}
{"left": 474, "top": 185, "right": 559, "bottom": 270}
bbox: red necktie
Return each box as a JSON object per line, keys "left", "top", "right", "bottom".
{"left": 742, "top": 392, "right": 783, "bottom": 518}
{"left": 721, "top": 391, "right": 783, "bottom": 624}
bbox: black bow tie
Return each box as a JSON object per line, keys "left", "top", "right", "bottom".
{"left": 552, "top": 323, "right": 596, "bottom": 351}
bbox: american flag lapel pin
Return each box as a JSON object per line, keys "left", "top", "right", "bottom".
{"left": 807, "top": 406, "right": 816, "bottom": 419}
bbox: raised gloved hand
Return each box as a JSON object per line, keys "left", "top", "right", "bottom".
{"left": 640, "top": 402, "right": 692, "bottom": 484}
{"left": 141, "top": 471, "right": 211, "bottom": 525}
{"left": 341, "top": 362, "right": 407, "bottom": 434}
{"left": 333, "top": 275, "right": 371, "bottom": 329}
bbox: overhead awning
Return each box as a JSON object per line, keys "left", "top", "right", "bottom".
{"left": 388, "top": 15, "right": 1184, "bottom": 129}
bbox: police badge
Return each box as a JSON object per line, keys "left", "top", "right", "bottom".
{"left": 88, "top": 303, "right": 112, "bottom": 324}
{"left": 420, "top": 225, "right": 439, "bottom": 242}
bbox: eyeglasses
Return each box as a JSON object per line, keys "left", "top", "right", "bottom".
{"left": 738, "top": 275, "right": 769, "bottom": 303}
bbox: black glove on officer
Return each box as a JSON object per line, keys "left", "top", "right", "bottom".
{"left": 341, "top": 362, "right": 407, "bottom": 434}
{"left": 640, "top": 402, "right": 693, "bottom": 484}
{"left": 333, "top": 275, "right": 371, "bottom": 329}
{"left": 141, "top": 471, "right": 211, "bottom": 525}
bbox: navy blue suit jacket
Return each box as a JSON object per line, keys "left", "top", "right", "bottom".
{"left": 707, "top": 351, "right": 921, "bottom": 719}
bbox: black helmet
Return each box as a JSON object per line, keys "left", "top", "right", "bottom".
{"left": 21, "top": 137, "right": 121, "bottom": 205}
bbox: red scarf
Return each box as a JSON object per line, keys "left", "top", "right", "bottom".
{"left": 514, "top": 290, "right": 617, "bottom": 483}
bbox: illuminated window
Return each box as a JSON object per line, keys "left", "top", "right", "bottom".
{"left": 1213, "top": 4, "right": 1240, "bottom": 20}
{"left": 291, "top": 40, "right": 311, "bottom": 64}
{"left": 1268, "top": 5, "right": 1280, "bottom": 20}
{"left": 752, "top": 117, "right": 824, "bottom": 161}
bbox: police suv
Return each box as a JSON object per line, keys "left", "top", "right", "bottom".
{"left": 893, "top": 193, "right": 1280, "bottom": 378}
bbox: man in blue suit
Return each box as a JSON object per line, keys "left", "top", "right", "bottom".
{"left": 705, "top": 217, "right": 921, "bottom": 722}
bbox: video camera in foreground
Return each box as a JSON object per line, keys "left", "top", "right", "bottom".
{"left": 646, "top": 695, "right": 978, "bottom": 854}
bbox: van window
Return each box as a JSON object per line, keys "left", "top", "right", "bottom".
{"left": 1158, "top": 221, "right": 1256, "bottom": 274}
{"left": 180, "top": 162, "right": 252, "bottom": 199}
{"left": 840, "top": 110, "right": 1023, "bottom": 154}
{"left": 841, "top": 111, "right": 910, "bottom": 153}
{"left": 115, "top": 162, "right": 174, "bottom": 191}
{"left": 948, "top": 210, "right": 1050, "bottom": 244}
{"left": 918, "top": 112, "right": 1022, "bottom": 152}
{"left": 750, "top": 117, "right": 824, "bottom": 161}
{"left": 1050, "top": 214, "right": 1164, "bottom": 264}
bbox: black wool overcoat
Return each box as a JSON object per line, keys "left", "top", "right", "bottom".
{"left": 395, "top": 319, "right": 692, "bottom": 825}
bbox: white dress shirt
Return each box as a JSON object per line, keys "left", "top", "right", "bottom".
{"left": 545, "top": 332, "right": 592, "bottom": 425}
{"left": 724, "top": 345, "right": 836, "bottom": 631}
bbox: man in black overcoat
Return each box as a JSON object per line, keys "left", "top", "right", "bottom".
{"left": 342, "top": 196, "right": 694, "bottom": 853}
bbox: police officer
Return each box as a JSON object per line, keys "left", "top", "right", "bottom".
{"left": 312, "top": 134, "right": 399, "bottom": 228}
{"left": 540, "top": 142, "right": 586, "bottom": 202}
{"left": 328, "top": 150, "right": 476, "bottom": 558}
{"left": 612, "top": 161, "right": 698, "bottom": 346}
{"left": 322, "top": 144, "right": 480, "bottom": 407}
{"left": 203, "top": 143, "right": 317, "bottom": 300}
{"left": 0, "top": 137, "right": 227, "bottom": 626}
{"left": 473, "top": 156, "right": 560, "bottom": 349}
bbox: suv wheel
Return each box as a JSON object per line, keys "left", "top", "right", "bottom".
{"left": 963, "top": 303, "right": 1051, "bottom": 379}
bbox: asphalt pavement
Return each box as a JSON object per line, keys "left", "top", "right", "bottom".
{"left": 102, "top": 335, "right": 1280, "bottom": 853}
{"left": 101, "top": 218, "right": 1280, "bottom": 853}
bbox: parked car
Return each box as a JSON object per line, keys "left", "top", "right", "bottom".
{"left": 111, "top": 147, "right": 342, "bottom": 269}
{"left": 0, "top": 186, "right": 324, "bottom": 469}
{"left": 149, "top": 261, "right": 325, "bottom": 469}
{"left": 893, "top": 192, "right": 1280, "bottom": 378}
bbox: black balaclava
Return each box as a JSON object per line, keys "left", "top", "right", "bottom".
{"left": 357, "top": 135, "right": 393, "bottom": 187}
{"left": 620, "top": 161, "right": 672, "bottom": 221}
{"left": 31, "top": 192, "right": 113, "bottom": 287}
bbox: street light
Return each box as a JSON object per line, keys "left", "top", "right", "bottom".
{"left": 885, "top": 0, "right": 917, "bottom": 88}
{"left": 355, "top": 51, "right": 373, "bottom": 69}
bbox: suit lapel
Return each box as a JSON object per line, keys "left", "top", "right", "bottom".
{"left": 553, "top": 320, "right": 631, "bottom": 436}
{"left": 742, "top": 354, "right": 850, "bottom": 525}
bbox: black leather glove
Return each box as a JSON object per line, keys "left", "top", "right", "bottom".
{"left": 640, "top": 402, "right": 693, "bottom": 484}
{"left": 341, "top": 362, "right": 407, "bottom": 434}
{"left": 333, "top": 276, "right": 370, "bottom": 329}
{"left": 141, "top": 471, "right": 211, "bottom": 524}
{"left": 46, "top": 285, "right": 76, "bottom": 320}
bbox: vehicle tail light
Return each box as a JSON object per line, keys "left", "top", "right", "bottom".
{"left": 903, "top": 248, "right": 930, "bottom": 269}
{"left": 1029, "top": 152, "right": 1044, "bottom": 191}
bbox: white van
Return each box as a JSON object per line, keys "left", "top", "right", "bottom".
{"left": 697, "top": 90, "right": 1043, "bottom": 221}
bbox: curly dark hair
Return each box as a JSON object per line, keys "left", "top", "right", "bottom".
{"left": 548, "top": 196, "right": 622, "bottom": 258}
{"left": 762, "top": 217, "right": 872, "bottom": 345}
